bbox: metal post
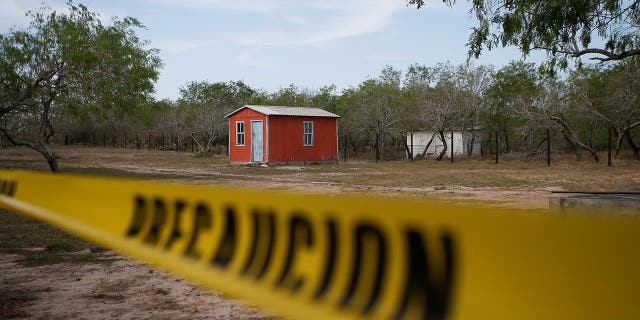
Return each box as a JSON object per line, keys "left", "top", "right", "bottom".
{"left": 547, "top": 128, "right": 551, "bottom": 166}
{"left": 495, "top": 130, "right": 499, "bottom": 164}
{"left": 64, "top": 135, "right": 68, "bottom": 146}
{"left": 410, "top": 132, "right": 414, "bottom": 162}
{"left": 103, "top": 131, "right": 106, "bottom": 147}
{"left": 162, "top": 133, "right": 165, "bottom": 150}
{"left": 148, "top": 133, "right": 151, "bottom": 150}
{"left": 191, "top": 136, "right": 194, "bottom": 153}
{"left": 136, "top": 134, "right": 140, "bottom": 149}
{"left": 450, "top": 131, "right": 454, "bottom": 163}
{"left": 124, "top": 132, "right": 127, "bottom": 148}
{"left": 608, "top": 125, "right": 612, "bottom": 166}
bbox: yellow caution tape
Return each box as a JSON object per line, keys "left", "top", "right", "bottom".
{"left": 0, "top": 169, "right": 639, "bottom": 319}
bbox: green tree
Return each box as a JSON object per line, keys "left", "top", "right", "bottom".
{"left": 0, "top": 2, "right": 161, "bottom": 171}
{"left": 310, "top": 85, "right": 339, "bottom": 113}
{"left": 264, "top": 84, "right": 312, "bottom": 106}
{"left": 177, "top": 80, "right": 256, "bottom": 156}
{"left": 483, "top": 61, "right": 539, "bottom": 154}
{"left": 407, "top": 0, "right": 640, "bottom": 67}
{"left": 342, "top": 66, "right": 404, "bottom": 162}
{"left": 404, "top": 63, "right": 490, "bottom": 160}
{"left": 568, "top": 60, "right": 640, "bottom": 158}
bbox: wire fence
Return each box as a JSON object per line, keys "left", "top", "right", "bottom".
{"left": 58, "top": 131, "right": 230, "bottom": 156}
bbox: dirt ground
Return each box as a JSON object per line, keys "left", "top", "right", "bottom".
{"left": 1, "top": 145, "right": 639, "bottom": 319}
{"left": 0, "top": 251, "right": 268, "bottom": 320}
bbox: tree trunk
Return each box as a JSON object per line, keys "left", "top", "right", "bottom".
{"left": 419, "top": 133, "right": 436, "bottom": 159}
{"left": 0, "top": 128, "right": 60, "bottom": 172}
{"left": 374, "top": 133, "right": 380, "bottom": 163}
{"left": 503, "top": 129, "right": 510, "bottom": 153}
{"left": 619, "top": 122, "right": 640, "bottom": 159}
{"left": 435, "top": 130, "right": 447, "bottom": 161}
{"left": 43, "top": 149, "right": 59, "bottom": 172}
{"left": 467, "top": 133, "right": 477, "bottom": 157}
{"left": 403, "top": 134, "right": 411, "bottom": 159}
{"left": 626, "top": 128, "right": 640, "bottom": 159}
{"left": 551, "top": 116, "right": 599, "bottom": 162}
{"left": 563, "top": 133, "right": 577, "bottom": 153}
{"left": 529, "top": 135, "right": 548, "bottom": 157}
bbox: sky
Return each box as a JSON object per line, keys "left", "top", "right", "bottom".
{"left": 0, "top": 0, "right": 547, "bottom": 100}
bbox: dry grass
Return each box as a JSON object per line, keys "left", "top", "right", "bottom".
{"left": 2, "top": 145, "right": 638, "bottom": 191}
{"left": 0, "top": 145, "right": 638, "bottom": 212}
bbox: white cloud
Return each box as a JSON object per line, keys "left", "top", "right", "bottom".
{"left": 147, "top": 0, "right": 285, "bottom": 13}
{"left": 147, "top": 0, "right": 404, "bottom": 47}
{"left": 235, "top": 49, "right": 271, "bottom": 67}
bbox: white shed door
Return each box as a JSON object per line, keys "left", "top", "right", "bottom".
{"left": 251, "top": 120, "right": 263, "bottom": 162}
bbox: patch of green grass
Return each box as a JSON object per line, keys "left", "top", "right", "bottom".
{"left": 0, "top": 210, "right": 113, "bottom": 266}
{"left": 20, "top": 249, "right": 108, "bottom": 267}
{"left": 46, "top": 240, "right": 76, "bottom": 252}
{"left": 22, "top": 251, "right": 65, "bottom": 266}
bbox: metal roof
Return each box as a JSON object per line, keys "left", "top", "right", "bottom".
{"left": 225, "top": 105, "right": 340, "bottom": 118}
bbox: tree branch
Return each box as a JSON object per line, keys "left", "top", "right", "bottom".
{"left": 0, "top": 127, "right": 41, "bottom": 151}
{"left": 576, "top": 48, "right": 640, "bottom": 61}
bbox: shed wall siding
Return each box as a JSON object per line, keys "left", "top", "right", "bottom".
{"left": 407, "top": 131, "right": 481, "bottom": 157}
{"left": 268, "top": 116, "right": 338, "bottom": 163}
{"left": 229, "top": 108, "right": 267, "bottom": 163}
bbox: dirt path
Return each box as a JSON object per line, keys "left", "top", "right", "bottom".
{"left": 1, "top": 251, "right": 269, "bottom": 319}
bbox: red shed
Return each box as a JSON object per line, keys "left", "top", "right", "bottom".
{"left": 226, "top": 105, "right": 340, "bottom": 165}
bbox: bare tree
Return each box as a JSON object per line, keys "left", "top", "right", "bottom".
{"left": 454, "top": 64, "right": 494, "bottom": 156}
{"left": 569, "top": 61, "right": 640, "bottom": 158}
{"left": 518, "top": 77, "right": 601, "bottom": 162}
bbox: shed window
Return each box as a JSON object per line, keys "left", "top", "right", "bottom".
{"left": 303, "top": 121, "right": 313, "bottom": 146}
{"left": 236, "top": 121, "right": 245, "bottom": 146}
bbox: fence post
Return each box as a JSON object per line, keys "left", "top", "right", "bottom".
{"left": 450, "top": 131, "right": 454, "bottom": 163}
{"left": 124, "top": 132, "right": 127, "bottom": 148}
{"left": 136, "top": 134, "right": 139, "bottom": 149}
{"left": 191, "top": 136, "right": 194, "bottom": 153}
{"left": 547, "top": 128, "right": 551, "bottom": 166}
{"left": 148, "top": 133, "right": 151, "bottom": 150}
{"left": 64, "top": 135, "right": 68, "bottom": 146}
{"left": 162, "top": 133, "right": 165, "bottom": 150}
{"left": 226, "top": 133, "right": 229, "bottom": 156}
{"left": 112, "top": 130, "right": 116, "bottom": 147}
{"left": 410, "top": 132, "right": 414, "bottom": 162}
{"left": 495, "top": 130, "right": 499, "bottom": 164}
{"left": 344, "top": 134, "right": 348, "bottom": 163}
{"left": 608, "top": 125, "right": 612, "bottom": 166}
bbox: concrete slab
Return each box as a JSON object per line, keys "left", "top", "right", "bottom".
{"left": 549, "top": 193, "right": 640, "bottom": 216}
